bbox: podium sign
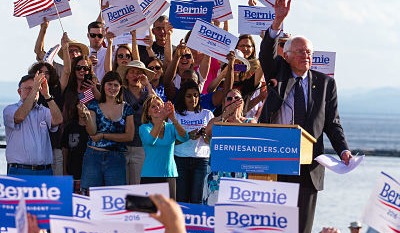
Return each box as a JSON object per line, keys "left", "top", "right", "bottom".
{"left": 211, "top": 123, "right": 302, "bottom": 175}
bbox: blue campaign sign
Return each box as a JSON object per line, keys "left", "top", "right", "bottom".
{"left": 169, "top": 0, "right": 214, "bottom": 30}
{"left": 179, "top": 202, "right": 214, "bottom": 232}
{"left": 211, "top": 125, "right": 301, "bottom": 175}
{"left": 0, "top": 175, "right": 73, "bottom": 229}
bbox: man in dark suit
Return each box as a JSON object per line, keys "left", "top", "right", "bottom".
{"left": 258, "top": 1, "right": 353, "bottom": 232}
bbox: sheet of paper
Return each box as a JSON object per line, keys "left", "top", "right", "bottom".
{"left": 26, "top": 0, "right": 72, "bottom": 28}
{"left": 187, "top": 19, "right": 238, "bottom": 63}
{"left": 102, "top": 4, "right": 147, "bottom": 36}
{"left": 238, "top": 5, "right": 275, "bottom": 35}
{"left": 315, "top": 154, "right": 364, "bottom": 174}
{"left": 311, "top": 51, "right": 336, "bottom": 77}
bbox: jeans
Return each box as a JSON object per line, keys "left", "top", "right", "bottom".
{"left": 126, "top": 146, "right": 145, "bottom": 185}
{"left": 175, "top": 156, "right": 208, "bottom": 204}
{"left": 52, "top": 148, "right": 63, "bottom": 176}
{"left": 80, "top": 147, "right": 126, "bottom": 189}
{"left": 8, "top": 166, "right": 53, "bottom": 176}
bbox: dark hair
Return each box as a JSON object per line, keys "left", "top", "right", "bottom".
{"left": 237, "top": 34, "right": 256, "bottom": 60}
{"left": 88, "top": 21, "right": 104, "bottom": 32}
{"left": 175, "top": 80, "right": 202, "bottom": 116}
{"left": 181, "top": 69, "right": 199, "bottom": 85}
{"left": 63, "top": 56, "right": 95, "bottom": 123}
{"left": 28, "top": 61, "right": 59, "bottom": 88}
{"left": 18, "top": 75, "right": 34, "bottom": 88}
{"left": 145, "top": 57, "right": 164, "bottom": 85}
{"left": 153, "top": 15, "right": 168, "bottom": 26}
{"left": 113, "top": 45, "right": 133, "bottom": 71}
{"left": 99, "top": 71, "right": 123, "bottom": 104}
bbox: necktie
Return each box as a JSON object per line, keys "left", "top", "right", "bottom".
{"left": 294, "top": 77, "right": 306, "bottom": 127}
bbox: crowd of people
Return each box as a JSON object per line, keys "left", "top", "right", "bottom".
{"left": 3, "top": 0, "right": 356, "bottom": 232}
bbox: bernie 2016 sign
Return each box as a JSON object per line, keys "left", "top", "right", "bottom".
{"left": 211, "top": 125, "right": 301, "bottom": 175}
{"left": 0, "top": 175, "right": 72, "bottom": 229}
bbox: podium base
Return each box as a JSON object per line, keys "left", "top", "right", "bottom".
{"left": 248, "top": 173, "right": 277, "bottom": 181}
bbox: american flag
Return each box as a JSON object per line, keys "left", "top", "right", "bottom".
{"left": 43, "top": 44, "right": 60, "bottom": 64}
{"left": 14, "top": 0, "right": 54, "bottom": 17}
{"left": 78, "top": 89, "right": 95, "bottom": 104}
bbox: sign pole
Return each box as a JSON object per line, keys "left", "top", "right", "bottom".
{"left": 53, "top": 0, "right": 65, "bottom": 33}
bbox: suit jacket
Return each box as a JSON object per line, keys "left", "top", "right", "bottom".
{"left": 258, "top": 32, "right": 349, "bottom": 191}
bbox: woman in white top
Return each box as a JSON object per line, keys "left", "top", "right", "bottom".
{"left": 174, "top": 80, "right": 214, "bottom": 204}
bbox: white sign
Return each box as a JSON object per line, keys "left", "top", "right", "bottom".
{"left": 72, "top": 194, "right": 91, "bottom": 220}
{"left": 238, "top": 5, "right": 275, "bottom": 35}
{"left": 259, "top": 0, "right": 275, "bottom": 7}
{"left": 363, "top": 172, "right": 400, "bottom": 233}
{"left": 187, "top": 19, "right": 238, "bottom": 63}
{"left": 138, "top": 0, "right": 170, "bottom": 28}
{"left": 26, "top": 0, "right": 72, "bottom": 28}
{"left": 15, "top": 198, "right": 27, "bottom": 233}
{"left": 198, "top": 0, "right": 233, "bottom": 22}
{"left": 90, "top": 183, "right": 169, "bottom": 232}
{"left": 311, "top": 51, "right": 336, "bottom": 77}
{"left": 102, "top": 4, "right": 147, "bottom": 37}
{"left": 215, "top": 203, "right": 298, "bottom": 233}
{"left": 218, "top": 177, "right": 299, "bottom": 207}
{"left": 50, "top": 215, "right": 144, "bottom": 233}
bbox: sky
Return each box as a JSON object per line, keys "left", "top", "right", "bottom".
{"left": 1, "top": 0, "right": 400, "bottom": 93}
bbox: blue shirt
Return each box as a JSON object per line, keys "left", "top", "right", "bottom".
{"left": 140, "top": 122, "right": 189, "bottom": 177}
{"left": 3, "top": 101, "right": 58, "bottom": 165}
{"left": 87, "top": 100, "right": 133, "bottom": 152}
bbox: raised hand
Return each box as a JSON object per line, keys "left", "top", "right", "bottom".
{"left": 227, "top": 51, "right": 236, "bottom": 66}
{"left": 39, "top": 78, "right": 51, "bottom": 99}
{"left": 164, "top": 101, "right": 175, "bottom": 120}
{"left": 274, "top": 0, "right": 291, "bottom": 21}
{"left": 106, "top": 31, "right": 116, "bottom": 44}
{"left": 81, "top": 79, "right": 97, "bottom": 91}
{"left": 138, "top": 74, "right": 151, "bottom": 86}
{"left": 248, "top": 0, "right": 257, "bottom": 6}
{"left": 165, "top": 22, "right": 173, "bottom": 36}
{"left": 40, "top": 17, "right": 49, "bottom": 30}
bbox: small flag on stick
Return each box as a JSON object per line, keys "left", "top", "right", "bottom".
{"left": 78, "top": 89, "right": 95, "bottom": 104}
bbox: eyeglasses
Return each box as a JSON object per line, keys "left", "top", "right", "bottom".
{"left": 148, "top": 65, "right": 162, "bottom": 71}
{"left": 180, "top": 54, "right": 192, "bottom": 60}
{"left": 75, "top": 65, "right": 90, "bottom": 71}
{"left": 278, "top": 42, "right": 285, "bottom": 48}
{"left": 226, "top": 96, "right": 241, "bottom": 102}
{"left": 20, "top": 86, "right": 33, "bottom": 91}
{"left": 289, "top": 49, "right": 313, "bottom": 56}
{"left": 89, "top": 33, "right": 104, "bottom": 39}
{"left": 117, "top": 54, "right": 131, "bottom": 60}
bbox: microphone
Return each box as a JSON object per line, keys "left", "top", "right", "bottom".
{"left": 262, "top": 79, "right": 295, "bottom": 125}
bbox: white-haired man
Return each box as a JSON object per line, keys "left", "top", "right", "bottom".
{"left": 258, "top": 0, "right": 353, "bottom": 232}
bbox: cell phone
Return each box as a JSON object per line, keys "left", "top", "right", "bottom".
{"left": 125, "top": 195, "right": 157, "bottom": 213}
{"left": 83, "top": 73, "right": 92, "bottom": 84}
{"left": 91, "top": 51, "right": 97, "bottom": 58}
{"left": 234, "top": 64, "right": 247, "bottom": 72}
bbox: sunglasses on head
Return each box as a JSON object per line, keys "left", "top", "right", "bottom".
{"left": 117, "top": 54, "right": 131, "bottom": 59}
{"left": 148, "top": 65, "right": 161, "bottom": 71}
{"left": 89, "top": 33, "right": 104, "bottom": 39}
{"left": 75, "top": 65, "right": 90, "bottom": 71}
{"left": 180, "top": 54, "right": 192, "bottom": 59}
{"left": 226, "top": 96, "right": 241, "bottom": 102}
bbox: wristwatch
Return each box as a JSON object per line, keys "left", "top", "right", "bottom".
{"left": 44, "top": 95, "right": 55, "bottom": 103}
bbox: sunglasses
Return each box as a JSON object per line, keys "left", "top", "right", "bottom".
{"left": 148, "top": 65, "right": 161, "bottom": 71}
{"left": 180, "top": 54, "right": 192, "bottom": 59}
{"left": 117, "top": 54, "right": 131, "bottom": 59}
{"left": 75, "top": 65, "right": 90, "bottom": 71}
{"left": 226, "top": 96, "right": 241, "bottom": 102}
{"left": 89, "top": 33, "right": 104, "bottom": 39}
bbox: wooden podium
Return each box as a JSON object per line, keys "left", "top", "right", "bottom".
{"left": 212, "top": 122, "right": 317, "bottom": 181}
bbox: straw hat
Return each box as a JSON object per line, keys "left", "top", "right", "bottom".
{"left": 234, "top": 49, "right": 251, "bottom": 72}
{"left": 117, "top": 60, "right": 155, "bottom": 81}
{"left": 278, "top": 31, "right": 291, "bottom": 42}
{"left": 57, "top": 40, "right": 90, "bottom": 60}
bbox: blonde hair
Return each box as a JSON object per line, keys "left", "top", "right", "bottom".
{"left": 141, "top": 95, "right": 164, "bottom": 124}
